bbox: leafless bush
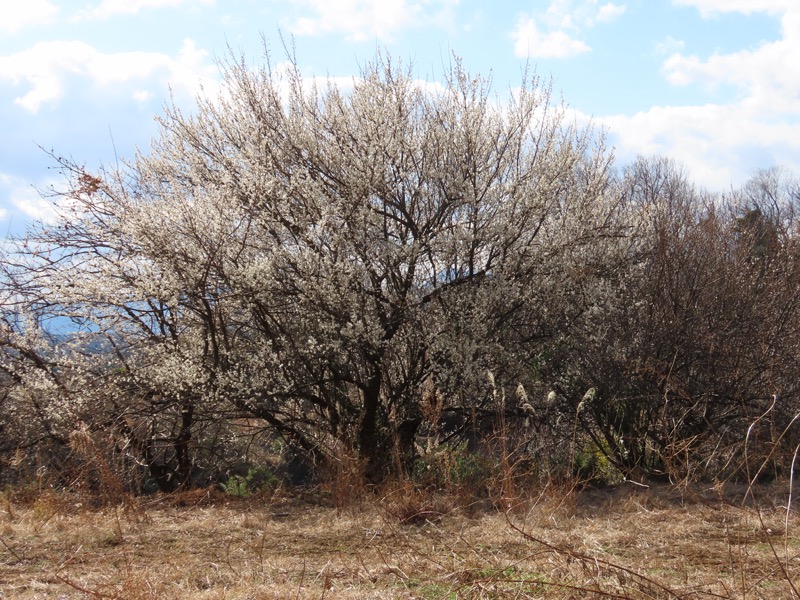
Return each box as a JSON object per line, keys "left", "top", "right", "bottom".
{"left": 540, "top": 156, "right": 800, "bottom": 482}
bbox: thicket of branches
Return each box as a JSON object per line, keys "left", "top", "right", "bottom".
{"left": 1, "top": 50, "right": 799, "bottom": 494}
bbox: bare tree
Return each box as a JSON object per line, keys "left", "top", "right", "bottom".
{"left": 547, "top": 156, "right": 800, "bottom": 481}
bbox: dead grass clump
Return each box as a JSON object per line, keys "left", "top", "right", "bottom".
{"left": 379, "top": 481, "right": 455, "bottom": 525}
{"left": 504, "top": 480, "right": 580, "bottom": 530}
{"left": 55, "top": 569, "right": 168, "bottom": 600}
{"left": 153, "top": 486, "right": 220, "bottom": 508}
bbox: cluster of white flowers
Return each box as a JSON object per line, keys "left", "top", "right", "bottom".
{"left": 0, "top": 50, "right": 678, "bottom": 481}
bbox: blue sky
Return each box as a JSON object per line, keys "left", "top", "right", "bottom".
{"left": 1, "top": 0, "right": 798, "bottom": 236}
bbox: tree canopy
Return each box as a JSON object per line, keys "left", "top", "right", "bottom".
{"left": 2, "top": 51, "right": 799, "bottom": 492}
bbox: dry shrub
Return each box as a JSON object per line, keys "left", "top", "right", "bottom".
{"left": 67, "top": 426, "right": 137, "bottom": 508}
{"left": 321, "top": 445, "right": 368, "bottom": 512}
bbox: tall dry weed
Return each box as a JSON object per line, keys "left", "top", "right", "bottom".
{"left": 322, "top": 444, "right": 367, "bottom": 512}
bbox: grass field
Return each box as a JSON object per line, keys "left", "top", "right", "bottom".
{"left": 1, "top": 481, "right": 798, "bottom": 598}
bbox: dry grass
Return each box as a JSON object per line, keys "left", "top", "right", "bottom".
{"left": 1, "top": 482, "right": 798, "bottom": 599}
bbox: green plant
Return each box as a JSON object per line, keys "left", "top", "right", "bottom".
{"left": 412, "top": 582, "right": 457, "bottom": 599}
{"left": 573, "top": 441, "right": 624, "bottom": 486}
{"left": 220, "top": 466, "right": 279, "bottom": 497}
{"left": 412, "top": 443, "right": 492, "bottom": 493}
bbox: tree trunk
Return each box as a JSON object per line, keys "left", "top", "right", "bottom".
{"left": 359, "top": 372, "right": 383, "bottom": 482}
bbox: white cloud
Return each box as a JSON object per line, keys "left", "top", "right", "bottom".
{"left": 663, "top": 31, "right": 800, "bottom": 105}
{"left": 541, "top": 0, "right": 626, "bottom": 28}
{"left": 655, "top": 36, "right": 685, "bottom": 56}
{"left": 0, "top": 0, "right": 60, "bottom": 34}
{"left": 512, "top": 18, "right": 591, "bottom": 59}
{"left": 660, "top": 5, "right": 800, "bottom": 124}
{"left": 592, "top": 3, "right": 800, "bottom": 190}
{"left": 77, "top": 0, "right": 214, "bottom": 20}
{"left": 671, "top": 0, "right": 792, "bottom": 18}
{"left": 0, "top": 173, "right": 92, "bottom": 229}
{"left": 11, "top": 190, "right": 59, "bottom": 224}
{"left": 287, "top": 0, "right": 459, "bottom": 42}
{"left": 597, "top": 2, "right": 626, "bottom": 22}
{"left": 133, "top": 89, "right": 155, "bottom": 103}
{"left": 0, "top": 39, "right": 217, "bottom": 113}
{"left": 510, "top": 0, "right": 625, "bottom": 59}
{"left": 601, "top": 101, "right": 800, "bottom": 190}
{"left": 0, "top": 173, "right": 57, "bottom": 225}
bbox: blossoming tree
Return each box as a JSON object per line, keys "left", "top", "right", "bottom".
{"left": 0, "top": 51, "right": 628, "bottom": 486}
